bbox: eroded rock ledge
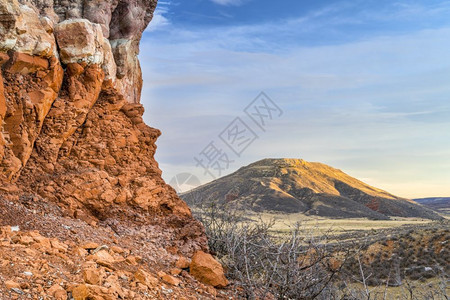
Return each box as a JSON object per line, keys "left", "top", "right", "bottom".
{"left": 0, "top": 0, "right": 193, "bottom": 221}
{"left": 0, "top": 1, "right": 229, "bottom": 298}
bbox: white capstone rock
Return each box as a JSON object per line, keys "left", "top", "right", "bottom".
{"left": 54, "top": 18, "right": 107, "bottom": 65}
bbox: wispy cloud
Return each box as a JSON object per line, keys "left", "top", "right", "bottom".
{"left": 386, "top": 1, "right": 450, "bottom": 20}
{"left": 146, "top": 1, "right": 172, "bottom": 32}
{"left": 210, "top": 0, "right": 246, "bottom": 6}
{"left": 144, "top": 0, "right": 450, "bottom": 52}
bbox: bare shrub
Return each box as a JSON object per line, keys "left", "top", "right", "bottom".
{"left": 192, "top": 200, "right": 348, "bottom": 299}
{"left": 191, "top": 197, "right": 449, "bottom": 299}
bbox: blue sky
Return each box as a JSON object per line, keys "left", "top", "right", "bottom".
{"left": 139, "top": 0, "right": 450, "bottom": 198}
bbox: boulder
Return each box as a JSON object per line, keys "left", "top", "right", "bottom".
{"left": 134, "top": 269, "right": 158, "bottom": 288}
{"left": 47, "top": 284, "right": 67, "bottom": 300}
{"left": 83, "top": 268, "right": 102, "bottom": 285}
{"left": 72, "top": 284, "right": 89, "bottom": 300}
{"left": 162, "top": 274, "right": 181, "bottom": 286}
{"left": 176, "top": 256, "right": 191, "bottom": 269}
{"left": 189, "top": 251, "right": 228, "bottom": 288}
{"left": 5, "top": 280, "right": 21, "bottom": 289}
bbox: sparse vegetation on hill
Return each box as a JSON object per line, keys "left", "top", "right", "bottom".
{"left": 183, "top": 158, "right": 442, "bottom": 220}
{"left": 341, "top": 225, "right": 449, "bottom": 291}
{"left": 192, "top": 199, "right": 449, "bottom": 299}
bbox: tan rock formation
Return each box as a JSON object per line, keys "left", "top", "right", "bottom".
{"left": 0, "top": 0, "right": 229, "bottom": 298}
{"left": 0, "top": 0, "right": 196, "bottom": 225}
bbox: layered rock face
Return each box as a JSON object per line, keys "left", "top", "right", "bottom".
{"left": 0, "top": 0, "right": 194, "bottom": 223}
{"left": 0, "top": 0, "right": 232, "bottom": 299}
{"left": 0, "top": 1, "right": 226, "bottom": 298}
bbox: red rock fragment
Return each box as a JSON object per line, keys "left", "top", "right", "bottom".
{"left": 190, "top": 251, "right": 229, "bottom": 288}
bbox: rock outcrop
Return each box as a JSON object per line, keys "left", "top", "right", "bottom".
{"left": 0, "top": 0, "right": 193, "bottom": 228}
{"left": 0, "top": 0, "right": 229, "bottom": 297}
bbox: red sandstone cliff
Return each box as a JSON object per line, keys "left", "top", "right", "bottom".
{"left": 0, "top": 1, "right": 229, "bottom": 298}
